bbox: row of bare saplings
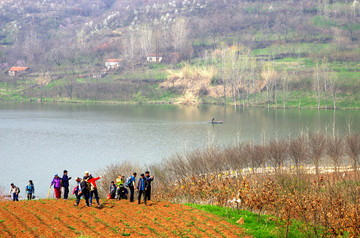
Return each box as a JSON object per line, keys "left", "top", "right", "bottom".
{"left": 149, "top": 132, "right": 360, "bottom": 237}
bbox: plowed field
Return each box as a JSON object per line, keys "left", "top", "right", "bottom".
{"left": 0, "top": 200, "right": 246, "bottom": 237}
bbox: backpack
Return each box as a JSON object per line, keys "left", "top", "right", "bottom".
{"left": 81, "top": 178, "right": 91, "bottom": 191}
{"left": 125, "top": 177, "right": 132, "bottom": 187}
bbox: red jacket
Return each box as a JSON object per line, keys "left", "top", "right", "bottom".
{"left": 88, "top": 177, "right": 100, "bottom": 189}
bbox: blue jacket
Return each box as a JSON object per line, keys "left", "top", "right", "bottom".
{"left": 26, "top": 184, "right": 35, "bottom": 194}
{"left": 61, "top": 174, "right": 71, "bottom": 187}
{"left": 137, "top": 178, "right": 148, "bottom": 191}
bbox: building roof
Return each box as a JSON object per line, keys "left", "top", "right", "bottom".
{"left": 148, "top": 53, "right": 163, "bottom": 57}
{"left": 106, "top": 59, "right": 121, "bottom": 62}
{"left": 9, "top": 66, "right": 29, "bottom": 72}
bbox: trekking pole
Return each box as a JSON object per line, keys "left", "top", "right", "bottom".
{"left": 46, "top": 186, "right": 51, "bottom": 199}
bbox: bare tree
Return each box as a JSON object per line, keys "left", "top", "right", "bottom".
{"left": 261, "top": 62, "right": 277, "bottom": 109}
{"left": 345, "top": 134, "right": 360, "bottom": 172}
{"left": 308, "top": 132, "right": 327, "bottom": 175}
{"left": 288, "top": 136, "right": 308, "bottom": 173}
{"left": 171, "top": 18, "right": 189, "bottom": 52}
{"left": 267, "top": 140, "right": 288, "bottom": 171}
{"left": 139, "top": 24, "right": 153, "bottom": 58}
{"left": 328, "top": 72, "right": 338, "bottom": 110}
{"left": 281, "top": 69, "right": 290, "bottom": 109}
{"left": 326, "top": 136, "right": 343, "bottom": 173}
{"left": 245, "top": 143, "right": 265, "bottom": 172}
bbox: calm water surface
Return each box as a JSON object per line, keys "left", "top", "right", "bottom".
{"left": 1, "top": 103, "right": 360, "bottom": 197}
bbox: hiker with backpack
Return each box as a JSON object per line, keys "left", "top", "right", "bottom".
{"left": 61, "top": 170, "right": 72, "bottom": 200}
{"left": 115, "top": 175, "right": 124, "bottom": 200}
{"left": 9, "top": 183, "right": 20, "bottom": 201}
{"left": 75, "top": 176, "right": 90, "bottom": 207}
{"left": 145, "top": 171, "right": 154, "bottom": 201}
{"left": 88, "top": 174, "right": 103, "bottom": 208}
{"left": 127, "top": 172, "right": 137, "bottom": 202}
{"left": 137, "top": 173, "right": 148, "bottom": 205}
{"left": 109, "top": 181, "right": 117, "bottom": 199}
{"left": 50, "top": 174, "right": 62, "bottom": 199}
{"left": 25, "top": 180, "right": 35, "bottom": 200}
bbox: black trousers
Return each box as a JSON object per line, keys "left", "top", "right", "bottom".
{"left": 76, "top": 191, "right": 90, "bottom": 206}
{"left": 27, "top": 193, "right": 32, "bottom": 200}
{"left": 146, "top": 186, "right": 151, "bottom": 200}
{"left": 63, "top": 186, "right": 69, "bottom": 199}
{"left": 129, "top": 186, "right": 135, "bottom": 202}
{"left": 138, "top": 190, "right": 147, "bottom": 204}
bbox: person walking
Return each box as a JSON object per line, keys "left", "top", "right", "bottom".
{"left": 115, "top": 175, "right": 124, "bottom": 199}
{"left": 88, "top": 174, "right": 103, "bottom": 207}
{"left": 128, "top": 172, "right": 137, "bottom": 202}
{"left": 145, "top": 171, "right": 154, "bottom": 201}
{"left": 61, "top": 170, "right": 71, "bottom": 200}
{"left": 109, "top": 181, "right": 117, "bottom": 199}
{"left": 25, "top": 180, "right": 35, "bottom": 200}
{"left": 75, "top": 176, "right": 90, "bottom": 207}
{"left": 50, "top": 174, "right": 62, "bottom": 199}
{"left": 9, "top": 183, "right": 20, "bottom": 201}
{"left": 137, "top": 173, "right": 148, "bottom": 205}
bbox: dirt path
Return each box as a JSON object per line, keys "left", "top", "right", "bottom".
{"left": 0, "top": 199, "right": 247, "bottom": 237}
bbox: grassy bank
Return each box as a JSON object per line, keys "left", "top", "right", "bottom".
{"left": 186, "top": 204, "right": 308, "bottom": 238}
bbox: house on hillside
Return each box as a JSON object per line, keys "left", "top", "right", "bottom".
{"left": 8, "top": 66, "right": 29, "bottom": 76}
{"left": 105, "top": 59, "right": 122, "bottom": 69}
{"left": 147, "top": 53, "right": 163, "bottom": 63}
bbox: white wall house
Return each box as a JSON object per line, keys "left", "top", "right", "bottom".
{"left": 105, "top": 59, "right": 122, "bottom": 69}
{"left": 147, "top": 53, "right": 163, "bottom": 63}
{"left": 8, "top": 66, "right": 29, "bottom": 76}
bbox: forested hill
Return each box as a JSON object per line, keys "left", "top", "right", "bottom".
{"left": 0, "top": 0, "right": 359, "bottom": 108}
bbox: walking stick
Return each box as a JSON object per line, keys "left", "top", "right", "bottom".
{"left": 46, "top": 187, "right": 51, "bottom": 199}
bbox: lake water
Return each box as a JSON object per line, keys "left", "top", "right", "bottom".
{"left": 1, "top": 103, "right": 360, "bottom": 198}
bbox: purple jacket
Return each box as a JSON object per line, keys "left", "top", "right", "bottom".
{"left": 51, "top": 177, "right": 61, "bottom": 188}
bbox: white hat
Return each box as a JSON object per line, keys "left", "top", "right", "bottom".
{"left": 85, "top": 171, "right": 89, "bottom": 175}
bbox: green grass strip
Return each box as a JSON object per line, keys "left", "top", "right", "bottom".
{"left": 185, "top": 203, "right": 307, "bottom": 238}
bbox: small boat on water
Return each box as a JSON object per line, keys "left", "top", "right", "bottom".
{"left": 208, "top": 121, "right": 223, "bottom": 124}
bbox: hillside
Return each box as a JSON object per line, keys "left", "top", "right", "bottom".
{"left": 0, "top": 200, "right": 245, "bottom": 237}
{"left": 0, "top": 0, "right": 359, "bottom": 107}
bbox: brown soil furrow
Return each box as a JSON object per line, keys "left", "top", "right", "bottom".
{"left": 0, "top": 206, "right": 36, "bottom": 237}
{"left": 0, "top": 200, "right": 246, "bottom": 238}
{"left": 153, "top": 203, "right": 242, "bottom": 237}
{"left": 107, "top": 200, "right": 170, "bottom": 237}
{"left": 22, "top": 203, "right": 78, "bottom": 237}
{"left": 8, "top": 203, "right": 63, "bottom": 238}
{"left": 0, "top": 220, "right": 14, "bottom": 238}
{"left": 176, "top": 206, "right": 243, "bottom": 237}
{"left": 31, "top": 201, "right": 106, "bottom": 237}
{"left": 149, "top": 202, "right": 218, "bottom": 237}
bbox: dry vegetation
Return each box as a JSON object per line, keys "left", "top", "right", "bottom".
{"left": 99, "top": 132, "right": 360, "bottom": 237}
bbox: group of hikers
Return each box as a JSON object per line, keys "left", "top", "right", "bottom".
{"left": 8, "top": 180, "right": 35, "bottom": 201}
{"left": 9, "top": 170, "right": 154, "bottom": 207}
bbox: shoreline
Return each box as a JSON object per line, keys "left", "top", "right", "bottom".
{"left": 1, "top": 98, "right": 360, "bottom": 110}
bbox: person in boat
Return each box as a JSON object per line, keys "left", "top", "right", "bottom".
{"left": 212, "top": 118, "right": 215, "bottom": 123}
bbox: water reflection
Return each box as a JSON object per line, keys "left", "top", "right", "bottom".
{"left": 1, "top": 103, "right": 360, "bottom": 197}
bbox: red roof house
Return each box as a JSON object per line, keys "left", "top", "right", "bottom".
{"left": 8, "top": 67, "right": 29, "bottom": 76}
